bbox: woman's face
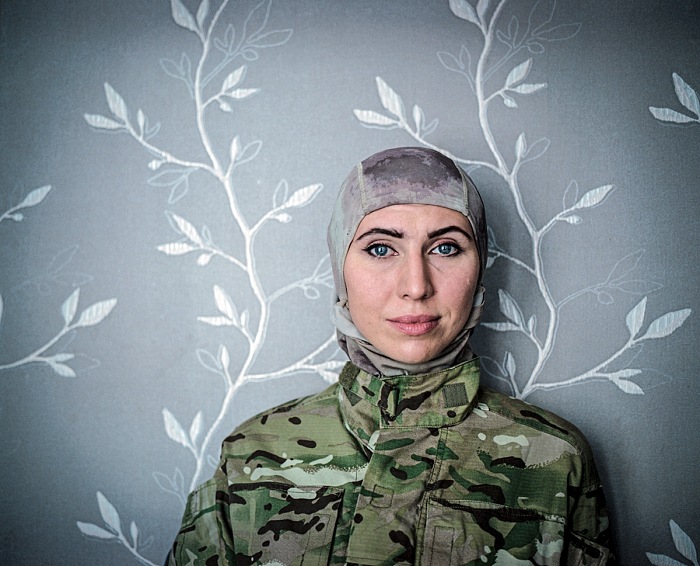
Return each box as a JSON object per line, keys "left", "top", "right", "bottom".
{"left": 344, "top": 204, "right": 480, "bottom": 365}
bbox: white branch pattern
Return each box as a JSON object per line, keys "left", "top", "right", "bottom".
{"left": 646, "top": 520, "right": 699, "bottom": 566}
{"left": 77, "top": 1, "right": 341, "bottom": 562}
{"left": 354, "top": 0, "right": 690, "bottom": 399}
{"left": 0, "top": 186, "right": 117, "bottom": 378}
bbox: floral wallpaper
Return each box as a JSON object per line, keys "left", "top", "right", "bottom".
{"left": 1, "top": 1, "right": 698, "bottom": 564}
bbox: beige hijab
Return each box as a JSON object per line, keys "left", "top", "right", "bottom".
{"left": 327, "top": 147, "right": 487, "bottom": 377}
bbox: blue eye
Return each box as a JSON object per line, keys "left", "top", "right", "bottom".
{"left": 367, "top": 244, "right": 391, "bottom": 257}
{"left": 433, "top": 243, "right": 460, "bottom": 256}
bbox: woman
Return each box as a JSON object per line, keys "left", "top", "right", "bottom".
{"left": 168, "top": 147, "right": 613, "bottom": 565}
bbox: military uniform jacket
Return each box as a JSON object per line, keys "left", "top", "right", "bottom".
{"left": 168, "top": 359, "right": 613, "bottom": 565}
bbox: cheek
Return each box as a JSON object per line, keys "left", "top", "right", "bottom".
{"left": 345, "top": 271, "right": 376, "bottom": 317}
{"left": 344, "top": 260, "right": 389, "bottom": 336}
{"left": 344, "top": 262, "right": 367, "bottom": 311}
{"left": 445, "top": 275, "right": 478, "bottom": 324}
{"left": 344, "top": 251, "right": 383, "bottom": 302}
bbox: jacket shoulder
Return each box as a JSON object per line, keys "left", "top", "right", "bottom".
{"left": 228, "top": 382, "right": 341, "bottom": 435}
{"left": 476, "top": 387, "right": 596, "bottom": 466}
{"left": 218, "top": 383, "right": 351, "bottom": 467}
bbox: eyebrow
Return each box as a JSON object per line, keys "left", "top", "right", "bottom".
{"left": 355, "top": 227, "right": 404, "bottom": 241}
{"left": 355, "top": 225, "right": 472, "bottom": 241}
{"left": 427, "top": 226, "right": 473, "bottom": 240}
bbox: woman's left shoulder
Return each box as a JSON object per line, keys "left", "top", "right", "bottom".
{"left": 474, "top": 387, "right": 595, "bottom": 459}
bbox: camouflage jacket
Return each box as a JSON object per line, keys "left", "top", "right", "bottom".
{"left": 168, "top": 359, "right": 613, "bottom": 565}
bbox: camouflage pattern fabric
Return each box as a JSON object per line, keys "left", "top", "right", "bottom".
{"left": 167, "top": 359, "right": 613, "bottom": 565}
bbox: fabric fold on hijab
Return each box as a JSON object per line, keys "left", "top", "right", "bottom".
{"left": 327, "top": 147, "right": 487, "bottom": 377}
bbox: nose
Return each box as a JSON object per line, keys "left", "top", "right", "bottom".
{"left": 398, "top": 252, "right": 434, "bottom": 300}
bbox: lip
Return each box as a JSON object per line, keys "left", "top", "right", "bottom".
{"left": 387, "top": 315, "right": 440, "bottom": 336}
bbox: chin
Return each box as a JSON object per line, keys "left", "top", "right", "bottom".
{"left": 388, "top": 347, "right": 437, "bottom": 366}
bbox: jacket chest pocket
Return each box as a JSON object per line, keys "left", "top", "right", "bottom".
{"left": 229, "top": 482, "right": 342, "bottom": 566}
{"left": 421, "top": 497, "right": 567, "bottom": 566}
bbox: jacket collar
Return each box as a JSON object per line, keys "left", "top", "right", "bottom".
{"left": 338, "top": 359, "right": 480, "bottom": 451}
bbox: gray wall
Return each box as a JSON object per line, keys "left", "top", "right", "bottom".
{"left": 1, "top": 1, "right": 698, "bottom": 564}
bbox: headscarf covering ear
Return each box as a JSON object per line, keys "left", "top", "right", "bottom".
{"left": 327, "top": 147, "right": 487, "bottom": 377}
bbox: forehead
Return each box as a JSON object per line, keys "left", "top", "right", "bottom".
{"left": 354, "top": 204, "right": 473, "bottom": 237}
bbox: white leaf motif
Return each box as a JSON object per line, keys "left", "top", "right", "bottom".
{"left": 515, "top": 133, "right": 526, "bottom": 159}
{"left": 196, "top": 253, "right": 212, "bottom": 266}
{"left": 77, "top": 521, "right": 116, "bottom": 540}
{"left": 130, "top": 521, "right": 139, "bottom": 547}
{"left": 504, "top": 351, "right": 516, "bottom": 377}
{"left": 198, "top": 316, "right": 235, "bottom": 326}
{"left": 480, "top": 321, "right": 520, "bottom": 332}
{"left": 498, "top": 289, "right": 525, "bottom": 327}
{"left": 521, "top": 137, "right": 550, "bottom": 163}
{"left": 353, "top": 109, "right": 398, "bottom": 127}
{"left": 163, "top": 408, "right": 190, "bottom": 448}
{"left": 76, "top": 299, "right": 117, "bottom": 327}
{"left": 610, "top": 378, "right": 644, "bottom": 395}
{"left": 189, "top": 411, "right": 203, "bottom": 444}
{"left": 104, "top": 83, "right": 128, "bottom": 122}
{"left": 228, "top": 88, "right": 259, "bottom": 100}
{"left": 272, "top": 180, "right": 289, "bottom": 208}
{"left": 197, "top": 349, "right": 221, "bottom": 373}
{"left": 510, "top": 82, "right": 547, "bottom": 94}
{"left": 84, "top": 114, "right": 122, "bottom": 130}
{"left": 571, "top": 185, "right": 614, "bottom": 210}
{"left": 527, "top": 316, "right": 536, "bottom": 334}
{"left": 229, "top": 136, "right": 241, "bottom": 164}
{"left": 157, "top": 242, "right": 197, "bottom": 255}
{"left": 97, "top": 491, "right": 122, "bottom": 535}
{"left": 505, "top": 59, "right": 532, "bottom": 87}
{"left": 503, "top": 95, "right": 517, "bottom": 108}
{"left": 50, "top": 362, "right": 76, "bottom": 378}
{"left": 625, "top": 297, "right": 646, "bottom": 338}
{"left": 219, "top": 345, "right": 230, "bottom": 370}
{"left": 213, "top": 285, "right": 238, "bottom": 323}
{"left": 234, "top": 140, "right": 263, "bottom": 167}
{"left": 18, "top": 185, "right": 52, "bottom": 209}
{"left": 449, "top": 0, "right": 480, "bottom": 25}
{"left": 196, "top": 0, "right": 210, "bottom": 29}
{"left": 669, "top": 519, "right": 698, "bottom": 564}
{"left": 607, "top": 369, "right": 642, "bottom": 379}
{"left": 171, "top": 213, "right": 203, "bottom": 245}
{"left": 562, "top": 180, "right": 578, "bottom": 210}
{"left": 281, "top": 184, "right": 322, "bottom": 209}
{"left": 170, "top": 0, "right": 198, "bottom": 33}
{"left": 62, "top": 288, "right": 80, "bottom": 325}
{"left": 649, "top": 107, "right": 695, "bottom": 124}
{"left": 438, "top": 51, "right": 463, "bottom": 73}
{"left": 413, "top": 105, "right": 423, "bottom": 130}
{"left": 476, "top": 0, "right": 490, "bottom": 20}
{"left": 641, "top": 309, "right": 691, "bottom": 340}
{"left": 222, "top": 66, "right": 246, "bottom": 92}
{"left": 561, "top": 215, "right": 582, "bottom": 225}
{"left": 672, "top": 73, "right": 700, "bottom": 118}
{"left": 153, "top": 470, "right": 178, "bottom": 495}
{"left": 375, "top": 77, "right": 405, "bottom": 119}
